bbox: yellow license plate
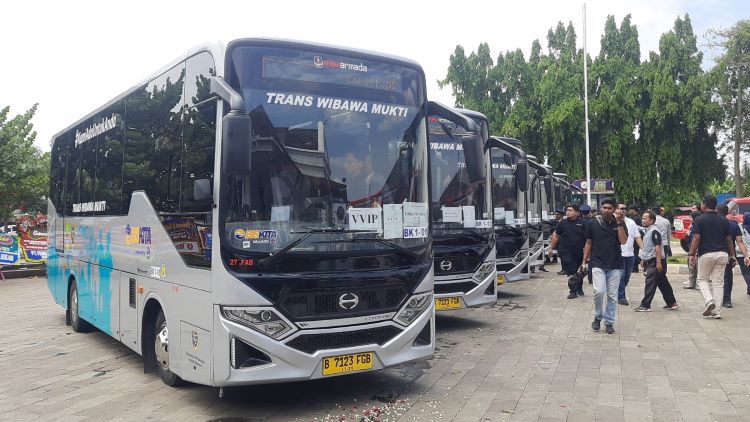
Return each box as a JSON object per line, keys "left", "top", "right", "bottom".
{"left": 496, "top": 274, "right": 506, "bottom": 285}
{"left": 322, "top": 352, "right": 373, "bottom": 376}
{"left": 435, "top": 297, "right": 461, "bottom": 310}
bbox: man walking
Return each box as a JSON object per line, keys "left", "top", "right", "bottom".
{"left": 683, "top": 210, "right": 702, "bottom": 289}
{"left": 627, "top": 205, "right": 642, "bottom": 271}
{"left": 548, "top": 204, "right": 587, "bottom": 299}
{"left": 688, "top": 195, "right": 735, "bottom": 319}
{"left": 717, "top": 204, "right": 750, "bottom": 308}
{"left": 634, "top": 210, "right": 679, "bottom": 312}
{"left": 653, "top": 207, "right": 673, "bottom": 257}
{"left": 618, "top": 203, "right": 642, "bottom": 305}
{"left": 581, "top": 198, "right": 629, "bottom": 334}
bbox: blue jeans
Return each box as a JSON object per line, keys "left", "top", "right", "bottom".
{"left": 592, "top": 267, "right": 622, "bottom": 325}
{"left": 619, "top": 256, "right": 635, "bottom": 300}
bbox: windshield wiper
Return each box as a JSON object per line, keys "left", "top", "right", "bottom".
{"left": 435, "top": 226, "right": 489, "bottom": 242}
{"left": 350, "top": 237, "right": 421, "bottom": 259}
{"left": 256, "top": 228, "right": 374, "bottom": 269}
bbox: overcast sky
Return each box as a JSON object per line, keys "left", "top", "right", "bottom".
{"left": 2, "top": 0, "right": 747, "bottom": 153}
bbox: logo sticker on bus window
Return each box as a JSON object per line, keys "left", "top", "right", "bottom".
{"left": 233, "top": 229, "right": 246, "bottom": 240}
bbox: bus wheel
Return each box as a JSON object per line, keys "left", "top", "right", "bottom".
{"left": 154, "top": 310, "right": 182, "bottom": 386}
{"left": 69, "top": 280, "right": 91, "bottom": 332}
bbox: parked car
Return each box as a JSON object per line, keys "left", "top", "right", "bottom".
{"left": 727, "top": 197, "right": 750, "bottom": 224}
{"left": 671, "top": 207, "right": 693, "bottom": 252}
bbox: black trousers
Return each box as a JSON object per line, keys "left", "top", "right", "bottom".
{"left": 560, "top": 251, "right": 584, "bottom": 293}
{"left": 640, "top": 259, "right": 676, "bottom": 308}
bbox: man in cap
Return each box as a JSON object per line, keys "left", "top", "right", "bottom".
{"left": 580, "top": 204, "right": 592, "bottom": 221}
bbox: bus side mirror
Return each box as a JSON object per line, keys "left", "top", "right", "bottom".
{"left": 461, "top": 133, "right": 486, "bottom": 183}
{"left": 426, "top": 101, "right": 485, "bottom": 183}
{"left": 222, "top": 111, "right": 253, "bottom": 175}
{"left": 194, "top": 179, "right": 212, "bottom": 201}
{"left": 210, "top": 76, "right": 253, "bottom": 175}
{"left": 516, "top": 161, "right": 528, "bottom": 192}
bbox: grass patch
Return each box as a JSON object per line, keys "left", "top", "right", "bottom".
{"left": 667, "top": 255, "right": 688, "bottom": 265}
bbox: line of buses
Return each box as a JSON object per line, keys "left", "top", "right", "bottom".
{"left": 47, "top": 39, "right": 581, "bottom": 391}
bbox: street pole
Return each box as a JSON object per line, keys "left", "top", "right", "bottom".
{"left": 583, "top": 3, "right": 592, "bottom": 206}
{"left": 737, "top": 65, "right": 743, "bottom": 197}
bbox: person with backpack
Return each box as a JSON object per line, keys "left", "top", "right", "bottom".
{"left": 580, "top": 198, "right": 629, "bottom": 334}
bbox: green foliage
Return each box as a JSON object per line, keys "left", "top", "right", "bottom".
{"left": 0, "top": 104, "right": 48, "bottom": 222}
{"left": 441, "top": 13, "right": 724, "bottom": 209}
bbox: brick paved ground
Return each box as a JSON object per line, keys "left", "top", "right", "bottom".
{"left": 2, "top": 266, "right": 750, "bottom": 421}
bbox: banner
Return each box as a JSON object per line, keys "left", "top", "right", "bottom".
{"left": 0, "top": 233, "right": 20, "bottom": 265}
{"left": 15, "top": 214, "right": 48, "bottom": 263}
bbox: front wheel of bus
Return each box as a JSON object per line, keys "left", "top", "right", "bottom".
{"left": 69, "top": 280, "right": 91, "bottom": 333}
{"left": 154, "top": 310, "right": 182, "bottom": 386}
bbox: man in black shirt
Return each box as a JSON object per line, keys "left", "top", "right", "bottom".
{"left": 688, "top": 195, "right": 735, "bottom": 319}
{"left": 581, "top": 198, "right": 629, "bottom": 334}
{"left": 548, "top": 204, "right": 587, "bottom": 299}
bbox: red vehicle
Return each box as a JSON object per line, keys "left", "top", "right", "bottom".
{"left": 727, "top": 197, "right": 750, "bottom": 224}
{"left": 671, "top": 206, "right": 694, "bottom": 252}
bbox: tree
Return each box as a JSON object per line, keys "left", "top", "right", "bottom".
{"left": 0, "top": 104, "right": 48, "bottom": 223}
{"left": 707, "top": 20, "right": 750, "bottom": 196}
{"left": 440, "top": 14, "right": 722, "bottom": 208}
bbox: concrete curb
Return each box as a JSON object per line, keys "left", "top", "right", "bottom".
{"left": 666, "top": 264, "right": 741, "bottom": 274}
{"left": 0, "top": 264, "right": 46, "bottom": 279}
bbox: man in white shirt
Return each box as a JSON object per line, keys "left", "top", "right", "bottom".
{"left": 654, "top": 207, "right": 672, "bottom": 257}
{"left": 618, "top": 203, "right": 643, "bottom": 305}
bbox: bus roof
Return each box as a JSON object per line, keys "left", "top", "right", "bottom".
{"left": 51, "top": 38, "right": 426, "bottom": 149}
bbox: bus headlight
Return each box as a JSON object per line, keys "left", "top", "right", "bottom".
{"left": 472, "top": 262, "right": 496, "bottom": 283}
{"left": 221, "top": 307, "right": 295, "bottom": 340}
{"left": 394, "top": 292, "right": 432, "bottom": 327}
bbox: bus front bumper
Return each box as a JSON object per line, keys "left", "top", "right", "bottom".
{"left": 211, "top": 302, "right": 434, "bottom": 387}
{"left": 434, "top": 270, "right": 497, "bottom": 311}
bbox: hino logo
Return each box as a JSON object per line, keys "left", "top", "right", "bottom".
{"left": 338, "top": 293, "right": 359, "bottom": 310}
{"left": 440, "top": 260, "right": 453, "bottom": 271}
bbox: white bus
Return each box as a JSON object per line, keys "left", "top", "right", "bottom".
{"left": 47, "top": 38, "right": 481, "bottom": 388}
{"left": 428, "top": 110, "right": 496, "bottom": 310}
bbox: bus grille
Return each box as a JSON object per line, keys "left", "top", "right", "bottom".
{"left": 286, "top": 325, "right": 403, "bottom": 354}
{"left": 434, "top": 281, "right": 477, "bottom": 294}
{"left": 280, "top": 285, "right": 408, "bottom": 320}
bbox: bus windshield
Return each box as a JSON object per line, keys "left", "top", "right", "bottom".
{"left": 491, "top": 148, "right": 525, "bottom": 225}
{"left": 222, "top": 45, "right": 429, "bottom": 257}
{"left": 428, "top": 117, "right": 491, "bottom": 236}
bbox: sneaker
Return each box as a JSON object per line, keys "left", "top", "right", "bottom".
{"left": 577, "top": 289, "right": 585, "bottom": 296}
{"left": 710, "top": 312, "right": 722, "bottom": 319}
{"left": 618, "top": 298, "right": 629, "bottom": 305}
{"left": 557, "top": 270, "right": 566, "bottom": 275}
{"left": 634, "top": 306, "right": 651, "bottom": 312}
{"left": 703, "top": 300, "right": 716, "bottom": 316}
{"left": 682, "top": 283, "right": 696, "bottom": 289}
{"left": 591, "top": 318, "right": 601, "bottom": 331}
{"left": 567, "top": 292, "right": 578, "bottom": 299}
{"left": 605, "top": 324, "right": 615, "bottom": 334}
{"left": 662, "top": 303, "right": 679, "bottom": 310}
{"left": 724, "top": 302, "right": 733, "bottom": 308}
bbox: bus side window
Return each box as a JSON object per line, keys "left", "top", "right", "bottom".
{"left": 123, "top": 63, "right": 186, "bottom": 214}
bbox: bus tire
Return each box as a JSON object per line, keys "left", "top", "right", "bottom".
{"left": 154, "top": 309, "right": 182, "bottom": 387}
{"left": 69, "top": 279, "right": 92, "bottom": 333}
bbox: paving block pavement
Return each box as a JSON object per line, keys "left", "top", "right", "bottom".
{"left": 2, "top": 267, "right": 750, "bottom": 421}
